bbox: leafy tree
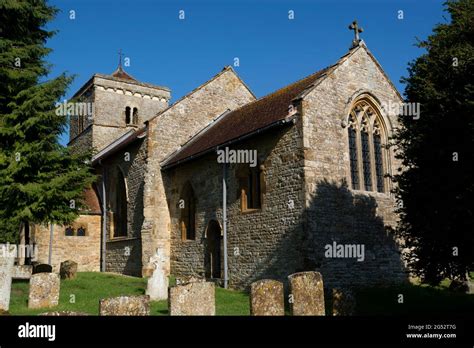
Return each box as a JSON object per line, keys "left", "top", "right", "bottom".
{"left": 0, "top": 0, "right": 95, "bottom": 244}
{"left": 393, "top": 0, "right": 474, "bottom": 284}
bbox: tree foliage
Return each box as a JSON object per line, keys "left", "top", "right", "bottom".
{"left": 393, "top": 0, "right": 474, "bottom": 284}
{"left": 0, "top": 0, "right": 95, "bottom": 243}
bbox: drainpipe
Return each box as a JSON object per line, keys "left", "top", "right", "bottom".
{"left": 100, "top": 164, "right": 107, "bottom": 272}
{"left": 222, "top": 162, "right": 228, "bottom": 288}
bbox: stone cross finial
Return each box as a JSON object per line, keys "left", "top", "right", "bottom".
{"left": 348, "top": 20, "right": 363, "bottom": 48}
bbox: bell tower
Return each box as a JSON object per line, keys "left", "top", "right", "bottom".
{"left": 68, "top": 55, "right": 171, "bottom": 152}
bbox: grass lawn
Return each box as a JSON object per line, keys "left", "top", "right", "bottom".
{"left": 8, "top": 272, "right": 474, "bottom": 316}
{"left": 9, "top": 272, "right": 249, "bottom": 316}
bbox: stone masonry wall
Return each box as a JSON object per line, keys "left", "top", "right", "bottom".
{"left": 92, "top": 76, "right": 170, "bottom": 152}
{"left": 103, "top": 137, "right": 147, "bottom": 276}
{"left": 300, "top": 45, "right": 407, "bottom": 289}
{"left": 167, "top": 124, "right": 306, "bottom": 289}
{"left": 142, "top": 67, "right": 256, "bottom": 277}
{"left": 32, "top": 215, "right": 101, "bottom": 272}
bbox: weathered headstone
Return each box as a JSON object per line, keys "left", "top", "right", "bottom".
{"left": 146, "top": 249, "right": 168, "bottom": 300}
{"left": 288, "top": 271, "right": 325, "bottom": 316}
{"left": 28, "top": 273, "right": 60, "bottom": 309}
{"left": 0, "top": 244, "right": 16, "bottom": 312}
{"left": 32, "top": 264, "right": 52, "bottom": 274}
{"left": 12, "top": 265, "right": 33, "bottom": 280}
{"left": 169, "top": 282, "right": 215, "bottom": 316}
{"left": 60, "top": 260, "right": 78, "bottom": 280}
{"left": 250, "top": 279, "right": 284, "bottom": 316}
{"left": 332, "top": 288, "right": 356, "bottom": 316}
{"left": 99, "top": 295, "right": 150, "bottom": 316}
{"left": 176, "top": 275, "right": 205, "bottom": 285}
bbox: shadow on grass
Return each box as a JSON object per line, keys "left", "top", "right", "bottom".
{"left": 355, "top": 281, "right": 474, "bottom": 315}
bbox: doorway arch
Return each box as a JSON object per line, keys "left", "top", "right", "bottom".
{"left": 205, "top": 220, "right": 222, "bottom": 279}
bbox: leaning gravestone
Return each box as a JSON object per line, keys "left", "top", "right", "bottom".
{"left": 169, "top": 281, "right": 215, "bottom": 316}
{"left": 99, "top": 295, "right": 150, "bottom": 316}
{"left": 250, "top": 279, "right": 284, "bottom": 316}
{"left": 32, "top": 264, "right": 52, "bottom": 274}
{"left": 0, "top": 244, "right": 16, "bottom": 312}
{"left": 146, "top": 249, "right": 168, "bottom": 300}
{"left": 332, "top": 288, "right": 356, "bottom": 316}
{"left": 60, "top": 260, "right": 78, "bottom": 280}
{"left": 28, "top": 273, "right": 60, "bottom": 309}
{"left": 288, "top": 271, "right": 325, "bottom": 316}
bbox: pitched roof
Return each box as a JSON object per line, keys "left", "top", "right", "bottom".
{"left": 161, "top": 66, "right": 331, "bottom": 169}
{"left": 111, "top": 66, "right": 137, "bottom": 82}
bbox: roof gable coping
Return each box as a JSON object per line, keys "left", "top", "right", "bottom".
{"left": 148, "top": 66, "right": 255, "bottom": 124}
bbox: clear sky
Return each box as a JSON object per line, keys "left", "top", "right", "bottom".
{"left": 45, "top": 0, "right": 446, "bottom": 145}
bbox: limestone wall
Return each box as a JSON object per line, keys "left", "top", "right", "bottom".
{"left": 300, "top": 45, "right": 407, "bottom": 288}
{"left": 142, "top": 68, "right": 256, "bottom": 277}
{"left": 102, "top": 137, "right": 148, "bottom": 276}
{"left": 167, "top": 125, "right": 306, "bottom": 289}
{"left": 32, "top": 215, "right": 101, "bottom": 272}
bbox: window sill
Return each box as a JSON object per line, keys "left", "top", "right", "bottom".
{"left": 107, "top": 236, "right": 139, "bottom": 242}
{"left": 350, "top": 189, "right": 391, "bottom": 198}
{"left": 241, "top": 208, "right": 261, "bottom": 214}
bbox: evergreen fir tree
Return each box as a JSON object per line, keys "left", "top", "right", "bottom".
{"left": 0, "top": 0, "right": 95, "bottom": 243}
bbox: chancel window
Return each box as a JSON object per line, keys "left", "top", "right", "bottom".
{"left": 346, "top": 99, "right": 389, "bottom": 193}
{"left": 373, "top": 120, "right": 384, "bottom": 193}
{"left": 348, "top": 115, "right": 360, "bottom": 190}
{"left": 180, "top": 182, "right": 196, "bottom": 240}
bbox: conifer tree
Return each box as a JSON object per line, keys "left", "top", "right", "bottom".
{"left": 0, "top": 0, "right": 95, "bottom": 243}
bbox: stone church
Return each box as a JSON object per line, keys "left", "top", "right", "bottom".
{"left": 31, "top": 40, "right": 408, "bottom": 290}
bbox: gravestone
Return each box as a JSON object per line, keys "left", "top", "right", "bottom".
{"left": 60, "top": 260, "right": 78, "bottom": 280}
{"left": 176, "top": 275, "right": 205, "bottom": 285}
{"left": 250, "top": 279, "right": 284, "bottom": 316}
{"left": 169, "top": 282, "right": 215, "bottom": 316}
{"left": 0, "top": 244, "right": 16, "bottom": 312}
{"left": 332, "top": 288, "right": 356, "bottom": 316}
{"left": 288, "top": 271, "right": 325, "bottom": 316}
{"left": 28, "top": 273, "right": 60, "bottom": 309}
{"left": 146, "top": 249, "right": 168, "bottom": 300}
{"left": 32, "top": 264, "right": 52, "bottom": 274}
{"left": 99, "top": 295, "right": 150, "bottom": 316}
{"left": 12, "top": 265, "right": 33, "bottom": 280}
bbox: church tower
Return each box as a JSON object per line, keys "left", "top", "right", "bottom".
{"left": 68, "top": 59, "right": 171, "bottom": 153}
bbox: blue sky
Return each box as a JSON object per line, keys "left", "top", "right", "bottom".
{"left": 46, "top": 0, "right": 446, "bottom": 145}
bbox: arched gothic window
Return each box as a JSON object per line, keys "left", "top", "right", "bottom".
{"left": 180, "top": 182, "right": 196, "bottom": 240}
{"left": 347, "top": 99, "right": 389, "bottom": 193}
{"left": 114, "top": 168, "right": 128, "bottom": 237}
